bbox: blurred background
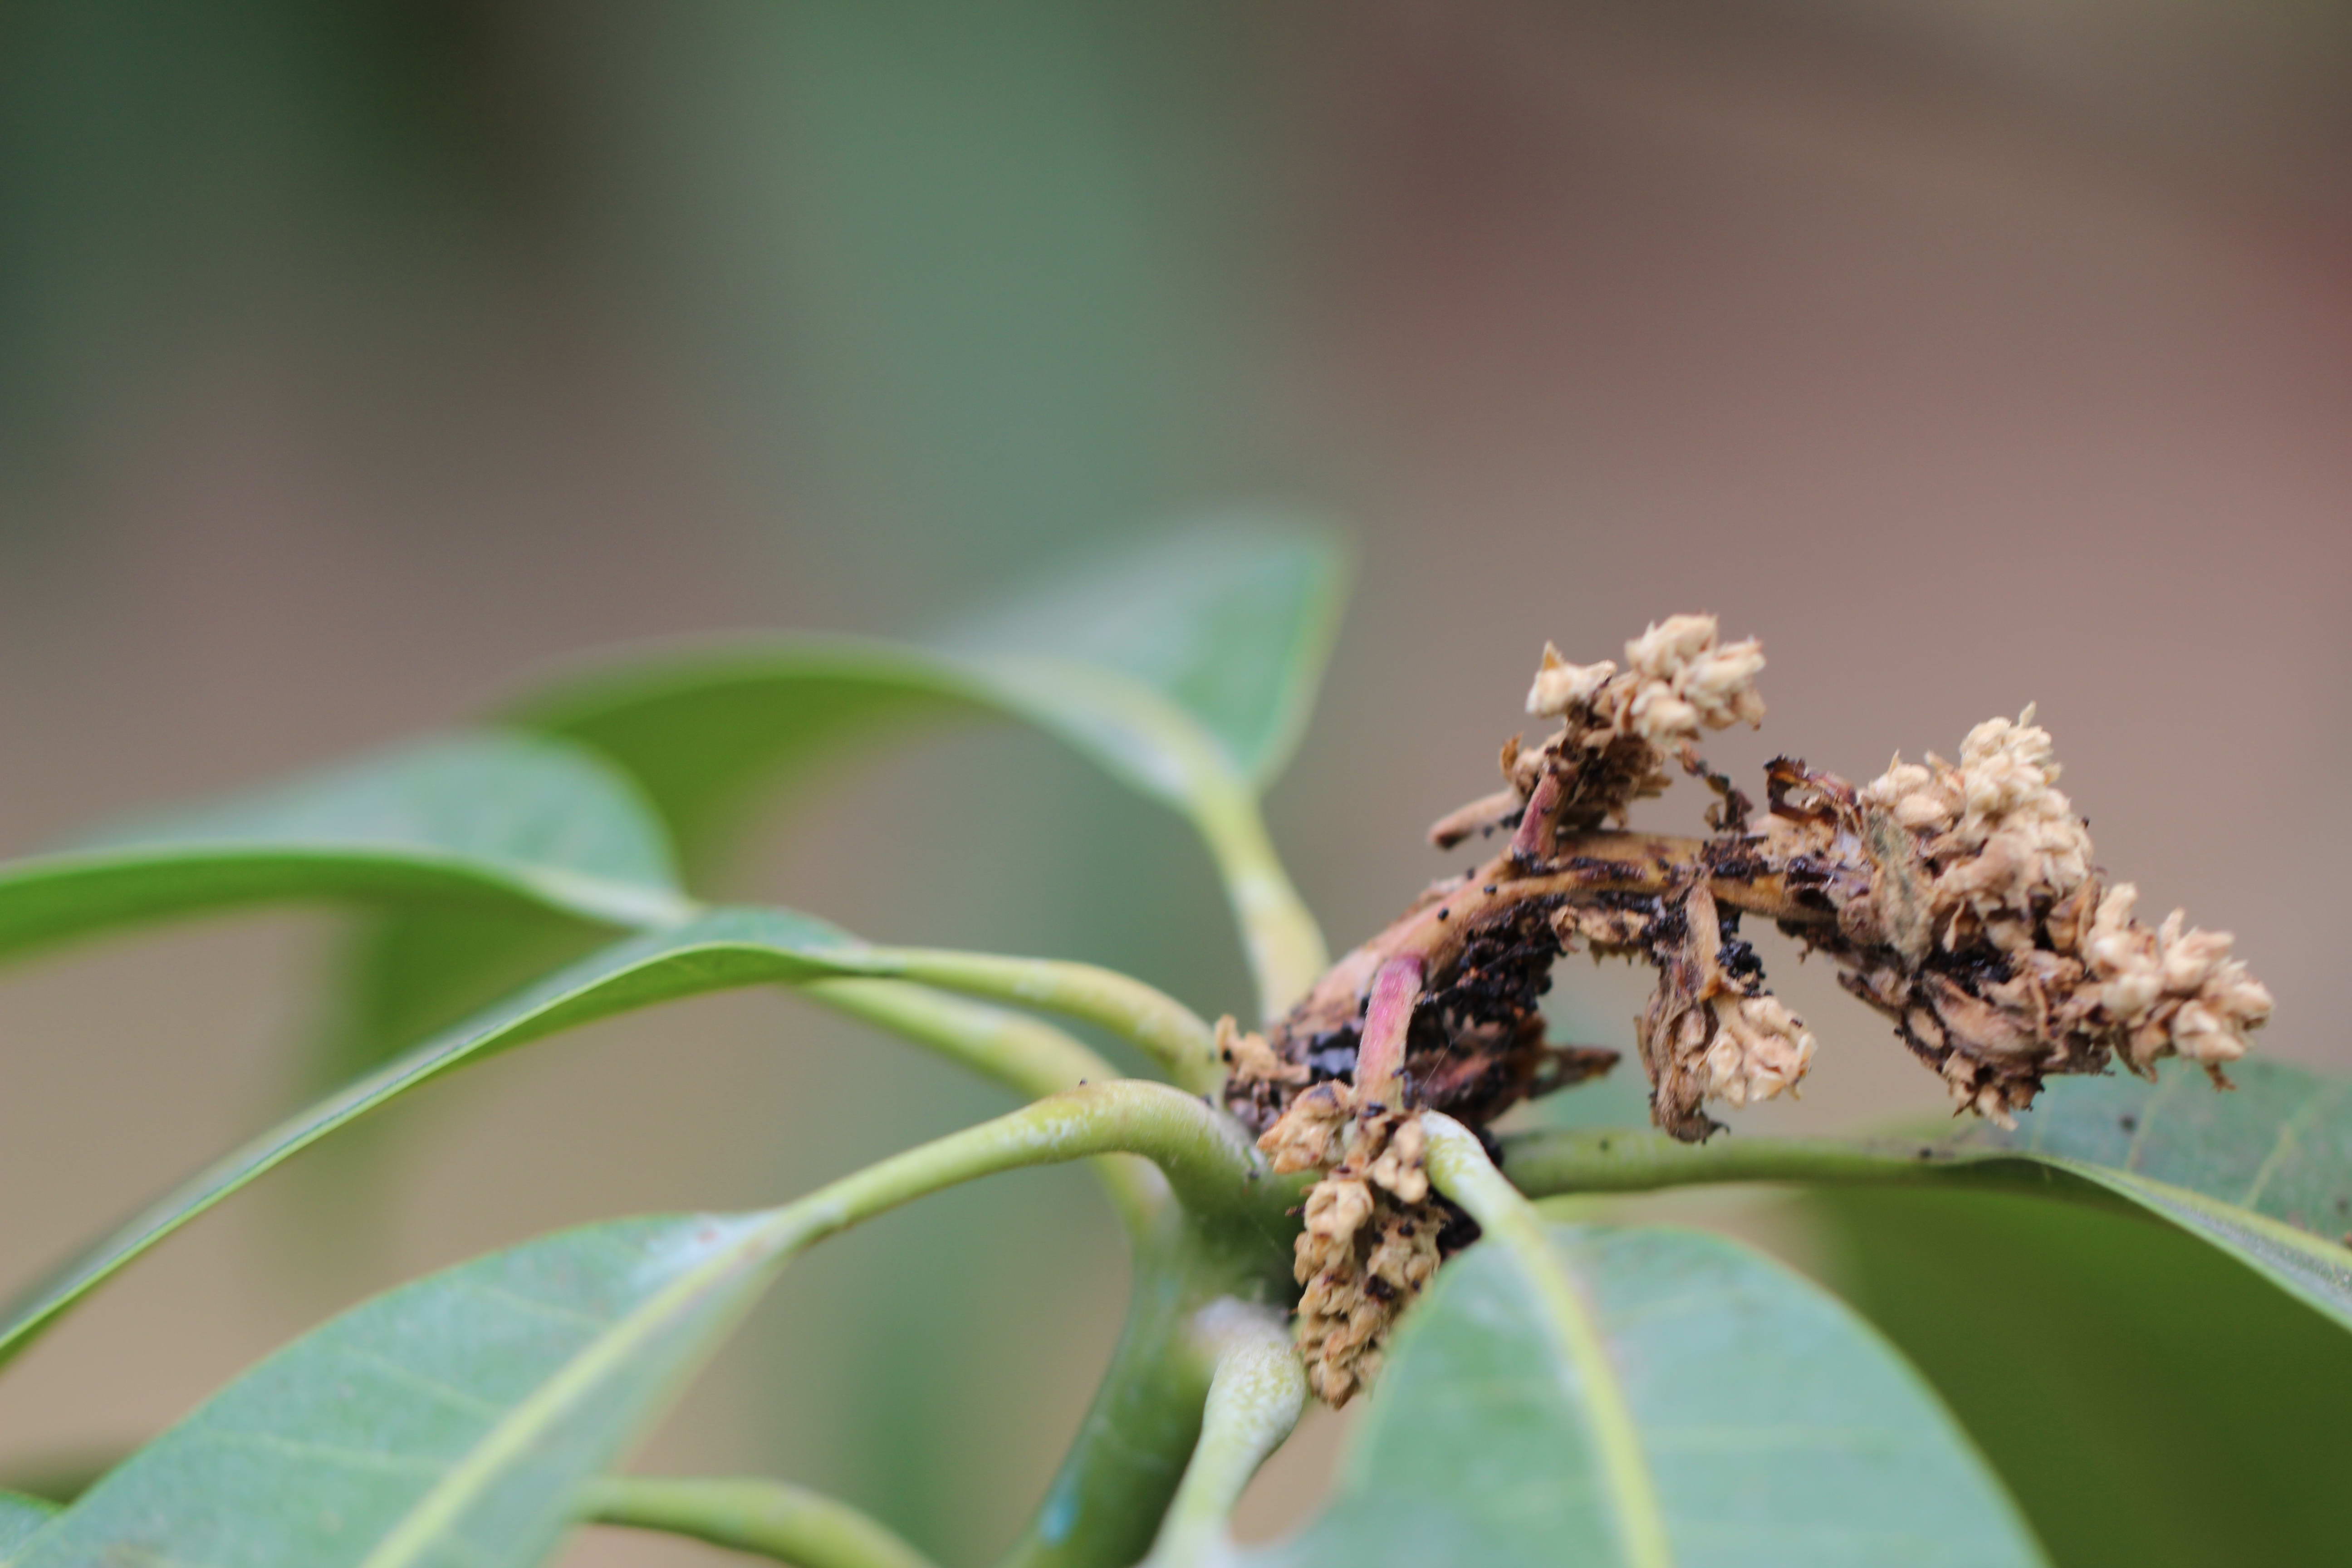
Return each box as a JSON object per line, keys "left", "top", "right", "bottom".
{"left": 1, "top": 2, "right": 2347, "bottom": 1564}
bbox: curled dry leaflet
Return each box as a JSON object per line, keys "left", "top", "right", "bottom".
{"left": 1221, "top": 613, "right": 2275, "bottom": 1406}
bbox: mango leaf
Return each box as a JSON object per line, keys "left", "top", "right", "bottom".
{"left": 0, "top": 734, "right": 691, "bottom": 963}
{"left": 1945, "top": 1058, "right": 2352, "bottom": 1332}
{"left": 940, "top": 522, "right": 1348, "bottom": 792}
{"left": 0, "top": 907, "right": 1202, "bottom": 1366}
{"left": 508, "top": 523, "right": 1341, "bottom": 1008}
{"left": 301, "top": 901, "right": 635, "bottom": 1102}
{"left": 305, "top": 524, "right": 1342, "bottom": 1122}
{"left": 1257, "top": 1223, "right": 2044, "bottom": 1568}
{"left": 513, "top": 521, "right": 1346, "bottom": 867}
{"left": 0, "top": 1496, "right": 54, "bottom": 1555}
{"left": 1806, "top": 1184, "right": 2352, "bottom": 1568}
{"left": 2, "top": 1212, "right": 800, "bottom": 1568}
{"left": 1507, "top": 1058, "right": 2352, "bottom": 1337}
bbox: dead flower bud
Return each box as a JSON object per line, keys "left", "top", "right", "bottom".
{"left": 1637, "top": 878, "right": 1816, "bottom": 1139}
{"left": 1366, "top": 1116, "right": 1431, "bottom": 1203}
{"left": 1259, "top": 1082, "right": 1351, "bottom": 1174}
{"left": 1303, "top": 1175, "right": 1374, "bottom": 1246}
{"left": 1705, "top": 994, "right": 1816, "bottom": 1108}
{"left": 2082, "top": 885, "right": 2273, "bottom": 1073}
{"left": 1526, "top": 642, "right": 1616, "bottom": 718}
{"left": 1216, "top": 1015, "right": 1305, "bottom": 1120}
{"left": 1505, "top": 613, "right": 1771, "bottom": 845}
{"left": 1622, "top": 613, "right": 1767, "bottom": 743}
{"left": 1225, "top": 612, "right": 2269, "bottom": 1401}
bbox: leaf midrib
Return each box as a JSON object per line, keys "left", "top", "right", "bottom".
{"left": 1517, "top": 1233, "right": 1675, "bottom": 1568}
{"left": 356, "top": 1213, "right": 804, "bottom": 1568}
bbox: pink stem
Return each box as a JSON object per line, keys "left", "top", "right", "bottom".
{"left": 1509, "top": 770, "right": 1563, "bottom": 865}
{"left": 1354, "top": 953, "right": 1426, "bottom": 1104}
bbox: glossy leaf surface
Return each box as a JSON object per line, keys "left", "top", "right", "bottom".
{"left": 4, "top": 1214, "right": 794, "bottom": 1568}
{"left": 1260, "top": 1224, "right": 2043, "bottom": 1568}
{"left": 0, "top": 735, "right": 689, "bottom": 962}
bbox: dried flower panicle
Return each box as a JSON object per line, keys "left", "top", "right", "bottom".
{"left": 1252, "top": 1066, "right": 1451, "bottom": 1406}
{"left": 1492, "top": 615, "right": 1769, "bottom": 854}
{"left": 1528, "top": 614, "right": 1767, "bottom": 747}
{"left": 1226, "top": 612, "right": 2270, "bottom": 1402}
{"left": 1809, "top": 711, "right": 2274, "bottom": 1121}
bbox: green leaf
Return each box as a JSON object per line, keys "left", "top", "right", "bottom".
{"left": 302, "top": 524, "right": 1343, "bottom": 1141}
{"left": 4, "top": 1213, "right": 799, "bottom": 1568}
{"left": 1505, "top": 1058, "right": 2352, "bottom": 1337}
{"left": 1258, "top": 1224, "right": 2044, "bottom": 1568}
{"left": 1806, "top": 1184, "right": 2352, "bottom": 1568}
{"left": 0, "top": 734, "right": 691, "bottom": 963}
{"left": 4, "top": 1081, "right": 1259, "bottom": 1568}
{"left": 0, "top": 908, "right": 1209, "bottom": 1367}
{"left": 940, "top": 521, "right": 1348, "bottom": 790}
{"left": 1964, "top": 1056, "right": 2352, "bottom": 1224}
{"left": 0, "top": 1496, "right": 54, "bottom": 1555}
{"left": 303, "top": 902, "right": 632, "bottom": 1103}
{"left": 1499, "top": 1064, "right": 2352, "bottom": 1564}
{"left": 521, "top": 637, "right": 1225, "bottom": 859}
{"left": 507, "top": 522, "right": 1342, "bottom": 1011}
{"left": 1950, "top": 1058, "right": 2352, "bottom": 1332}
{"left": 514, "top": 522, "right": 1345, "bottom": 859}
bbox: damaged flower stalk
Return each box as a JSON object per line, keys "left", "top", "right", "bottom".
{"left": 1223, "top": 613, "right": 2273, "bottom": 1404}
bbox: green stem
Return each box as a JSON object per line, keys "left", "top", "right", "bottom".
{"left": 1138, "top": 1302, "right": 1305, "bottom": 1568}
{"left": 1186, "top": 779, "right": 1329, "bottom": 1023}
{"left": 582, "top": 1476, "right": 935, "bottom": 1568}
{"left": 366, "top": 1083, "right": 1279, "bottom": 1567}
{"left": 997, "top": 1197, "right": 1299, "bottom": 1568}
{"left": 861, "top": 948, "right": 1223, "bottom": 1094}
{"left": 798, "top": 1080, "right": 1276, "bottom": 1235}
{"left": 972, "top": 652, "right": 1329, "bottom": 1024}
{"left": 1424, "top": 1115, "right": 1673, "bottom": 1568}
{"left": 798, "top": 978, "right": 1165, "bottom": 1234}
{"left": 1497, "top": 1125, "right": 2027, "bottom": 1201}
{"left": 802, "top": 978, "right": 1120, "bottom": 1098}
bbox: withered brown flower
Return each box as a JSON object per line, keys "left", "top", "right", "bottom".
{"left": 1229, "top": 613, "right": 2271, "bottom": 1403}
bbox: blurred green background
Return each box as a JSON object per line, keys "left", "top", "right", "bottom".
{"left": 2, "top": 3, "right": 2348, "bottom": 1563}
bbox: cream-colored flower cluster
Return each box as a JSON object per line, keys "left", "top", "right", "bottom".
{"left": 1506, "top": 614, "right": 1768, "bottom": 838}
{"left": 1822, "top": 710, "right": 2272, "bottom": 1121}
{"left": 1527, "top": 612, "right": 1766, "bottom": 748}
{"left": 1258, "top": 1076, "right": 1441, "bottom": 1407}
{"left": 2084, "top": 885, "right": 2271, "bottom": 1072}
{"left": 1228, "top": 611, "right": 2274, "bottom": 1405}
{"left": 1859, "top": 708, "right": 2093, "bottom": 957}
{"left": 1705, "top": 993, "right": 1816, "bottom": 1106}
